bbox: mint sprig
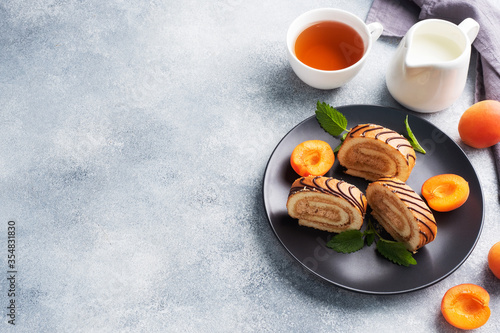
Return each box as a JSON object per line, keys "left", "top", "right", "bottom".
{"left": 315, "top": 101, "right": 348, "bottom": 137}
{"left": 377, "top": 240, "right": 417, "bottom": 267}
{"left": 326, "top": 219, "right": 417, "bottom": 267}
{"left": 404, "top": 115, "right": 426, "bottom": 154}
{"left": 327, "top": 230, "right": 365, "bottom": 253}
{"left": 333, "top": 132, "right": 348, "bottom": 153}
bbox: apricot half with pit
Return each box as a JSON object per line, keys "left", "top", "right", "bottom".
{"left": 441, "top": 284, "right": 490, "bottom": 330}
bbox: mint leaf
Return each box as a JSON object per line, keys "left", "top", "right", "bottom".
{"left": 364, "top": 218, "right": 376, "bottom": 246}
{"left": 324, "top": 217, "right": 417, "bottom": 266}
{"left": 332, "top": 132, "right": 348, "bottom": 153}
{"left": 365, "top": 231, "right": 375, "bottom": 246}
{"left": 404, "top": 115, "right": 426, "bottom": 154}
{"left": 327, "top": 230, "right": 364, "bottom": 253}
{"left": 315, "top": 101, "right": 348, "bottom": 136}
{"left": 376, "top": 239, "right": 417, "bottom": 267}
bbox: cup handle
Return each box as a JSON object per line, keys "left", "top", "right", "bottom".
{"left": 367, "top": 22, "right": 384, "bottom": 41}
{"left": 458, "top": 18, "right": 480, "bottom": 44}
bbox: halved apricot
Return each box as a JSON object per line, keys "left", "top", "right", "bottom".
{"left": 421, "top": 174, "right": 469, "bottom": 212}
{"left": 290, "top": 140, "right": 334, "bottom": 177}
{"left": 441, "top": 284, "right": 490, "bottom": 330}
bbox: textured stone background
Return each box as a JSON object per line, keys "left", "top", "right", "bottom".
{"left": 0, "top": 0, "right": 499, "bottom": 332}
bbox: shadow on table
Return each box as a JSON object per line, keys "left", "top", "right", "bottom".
{"left": 259, "top": 65, "right": 341, "bottom": 110}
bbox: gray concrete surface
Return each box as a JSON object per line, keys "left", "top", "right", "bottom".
{"left": 0, "top": 0, "right": 499, "bottom": 332}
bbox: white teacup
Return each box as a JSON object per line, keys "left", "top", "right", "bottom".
{"left": 287, "top": 8, "right": 383, "bottom": 90}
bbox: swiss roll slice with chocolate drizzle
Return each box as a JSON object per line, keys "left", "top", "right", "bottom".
{"left": 337, "top": 124, "right": 416, "bottom": 182}
{"left": 286, "top": 176, "right": 367, "bottom": 233}
{"left": 366, "top": 177, "right": 437, "bottom": 252}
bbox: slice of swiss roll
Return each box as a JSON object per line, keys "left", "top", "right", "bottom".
{"left": 366, "top": 177, "right": 437, "bottom": 252}
{"left": 286, "top": 176, "right": 367, "bottom": 233}
{"left": 337, "top": 124, "right": 416, "bottom": 182}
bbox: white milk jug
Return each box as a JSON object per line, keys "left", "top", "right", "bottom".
{"left": 386, "top": 18, "right": 479, "bottom": 113}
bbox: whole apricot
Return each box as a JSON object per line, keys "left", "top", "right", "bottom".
{"left": 458, "top": 100, "right": 500, "bottom": 148}
{"left": 488, "top": 241, "right": 500, "bottom": 279}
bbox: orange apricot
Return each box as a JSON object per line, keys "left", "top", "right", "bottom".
{"left": 290, "top": 140, "right": 335, "bottom": 177}
{"left": 458, "top": 100, "right": 500, "bottom": 148}
{"left": 488, "top": 241, "right": 500, "bottom": 279}
{"left": 441, "top": 284, "right": 490, "bottom": 330}
{"left": 421, "top": 174, "right": 469, "bottom": 212}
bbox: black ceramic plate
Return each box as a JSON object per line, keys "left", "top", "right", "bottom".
{"left": 263, "top": 105, "right": 484, "bottom": 294}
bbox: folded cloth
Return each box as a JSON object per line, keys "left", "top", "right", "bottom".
{"left": 367, "top": 0, "right": 500, "bottom": 190}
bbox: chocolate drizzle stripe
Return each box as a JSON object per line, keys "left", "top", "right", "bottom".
{"left": 290, "top": 177, "right": 365, "bottom": 214}
{"left": 386, "top": 137, "right": 408, "bottom": 145}
{"left": 373, "top": 129, "right": 411, "bottom": 147}
{"left": 311, "top": 176, "right": 325, "bottom": 193}
{"left": 349, "top": 124, "right": 381, "bottom": 137}
{"left": 348, "top": 125, "right": 415, "bottom": 166}
{"left": 328, "top": 178, "right": 365, "bottom": 214}
{"left": 351, "top": 186, "right": 368, "bottom": 212}
{"left": 419, "top": 231, "right": 429, "bottom": 243}
{"left": 379, "top": 179, "right": 406, "bottom": 187}
{"left": 408, "top": 207, "right": 436, "bottom": 227}
{"left": 384, "top": 184, "right": 433, "bottom": 211}
{"left": 397, "top": 143, "right": 414, "bottom": 149}
{"left": 377, "top": 180, "right": 437, "bottom": 241}
{"left": 374, "top": 130, "right": 397, "bottom": 139}
{"left": 384, "top": 184, "right": 435, "bottom": 218}
{"left": 382, "top": 185, "right": 415, "bottom": 196}
{"left": 326, "top": 178, "right": 366, "bottom": 214}
{"left": 403, "top": 199, "right": 437, "bottom": 239}
{"left": 361, "top": 127, "right": 385, "bottom": 136}
{"left": 410, "top": 213, "right": 437, "bottom": 239}
{"left": 403, "top": 200, "right": 435, "bottom": 219}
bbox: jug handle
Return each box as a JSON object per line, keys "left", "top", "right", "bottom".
{"left": 458, "top": 18, "right": 480, "bottom": 43}
{"left": 367, "top": 22, "right": 383, "bottom": 41}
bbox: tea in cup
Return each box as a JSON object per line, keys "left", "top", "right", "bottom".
{"left": 287, "top": 8, "right": 383, "bottom": 89}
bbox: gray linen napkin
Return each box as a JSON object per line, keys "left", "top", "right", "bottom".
{"left": 367, "top": 0, "right": 500, "bottom": 186}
